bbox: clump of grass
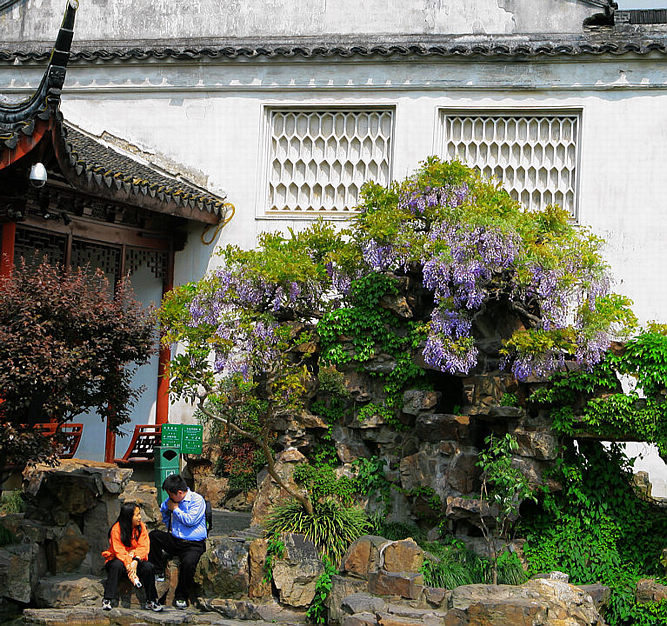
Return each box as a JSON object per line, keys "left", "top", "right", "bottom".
{"left": 367, "top": 514, "right": 427, "bottom": 543}
{"left": 264, "top": 498, "right": 370, "bottom": 566}
{"left": 420, "top": 539, "right": 527, "bottom": 588}
{"left": 0, "top": 491, "right": 25, "bottom": 515}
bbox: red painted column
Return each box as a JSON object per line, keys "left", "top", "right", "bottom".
{"left": 155, "top": 251, "right": 174, "bottom": 425}
{"left": 155, "top": 345, "right": 171, "bottom": 425}
{"left": 0, "top": 222, "right": 16, "bottom": 278}
{"left": 104, "top": 427, "right": 116, "bottom": 464}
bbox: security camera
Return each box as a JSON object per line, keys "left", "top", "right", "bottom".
{"left": 29, "top": 163, "right": 47, "bottom": 188}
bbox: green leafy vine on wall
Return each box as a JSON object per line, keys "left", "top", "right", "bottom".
{"left": 318, "top": 272, "right": 428, "bottom": 430}
{"left": 521, "top": 441, "right": 667, "bottom": 626}
{"left": 529, "top": 328, "right": 667, "bottom": 455}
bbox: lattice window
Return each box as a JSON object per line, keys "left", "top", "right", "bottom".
{"left": 439, "top": 111, "right": 580, "bottom": 216}
{"left": 266, "top": 109, "right": 393, "bottom": 214}
{"left": 71, "top": 240, "right": 121, "bottom": 283}
{"left": 14, "top": 227, "right": 66, "bottom": 267}
{"left": 125, "top": 248, "right": 168, "bottom": 281}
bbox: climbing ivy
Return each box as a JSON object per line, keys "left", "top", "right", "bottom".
{"left": 318, "top": 272, "right": 428, "bottom": 429}
{"left": 521, "top": 441, "right": 667, "bottom": 626}
{"left": 529, "top": 327, "right": 667, "bottom": 455}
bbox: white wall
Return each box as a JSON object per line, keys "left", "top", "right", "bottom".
{"left": 19, "top": 54, "right": 660, "bottom": 328}
{"left": 0, "top": 0, "right": 599, "bottom": 42}
{"left": 1, "top": 26, "right": 665, "bottom": 490}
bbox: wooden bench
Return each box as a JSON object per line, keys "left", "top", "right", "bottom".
{"left": 35, "top": 422, "right": 83, "bottom": 459}
{"left": 114, "top": 424, "right": 162, "bottom": 465}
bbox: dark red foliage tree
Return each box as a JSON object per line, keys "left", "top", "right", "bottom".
{"left": 0, "top": 260, "right": 155, "bottom": 485}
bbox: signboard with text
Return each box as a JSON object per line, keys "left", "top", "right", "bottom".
{"left": 160, "top": 423, "right": 203, "bottom": 454}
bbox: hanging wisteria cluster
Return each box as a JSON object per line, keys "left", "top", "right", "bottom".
{"left": 165, "top": 157, "right": 629, "bottom": 398}
{"left": 185, "top": 265, "right": 324, "bottom": 381}
{"left": 349, "top": 158, "right": 621, "bottom": 380}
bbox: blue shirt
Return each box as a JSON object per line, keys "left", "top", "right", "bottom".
{"left": 160, "top": 489, "right": 207, "bottom": 541}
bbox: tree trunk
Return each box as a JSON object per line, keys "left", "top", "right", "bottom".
{"left": 197, "top": 399, "right": 314, "bottom": 516}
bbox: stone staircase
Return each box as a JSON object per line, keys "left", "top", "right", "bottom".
{"left": 20, "top": 508, "right": 307, "bottom": 625}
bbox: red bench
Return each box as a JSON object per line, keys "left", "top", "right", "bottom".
{"left": 35, "top": 422, "right": 83, "bottom": 459}
{"left": 114, "top": 424, "right": 162, "bottom": 464}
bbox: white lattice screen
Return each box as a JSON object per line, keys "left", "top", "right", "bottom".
{"left": 266, "top": 109, "right": 393, "bottom": 213}
{"left": 440, "top": 112, "right": 580, "bottom": 216}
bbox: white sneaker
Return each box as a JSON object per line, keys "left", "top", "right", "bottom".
{"left": 145, "top": 600, "right": 163, "bottom": 612}
{"left": 102, "top": 599, "right": 112, "bottom": 611}
{"left": 175, "top": 599, "right": 187, "bottom": 610}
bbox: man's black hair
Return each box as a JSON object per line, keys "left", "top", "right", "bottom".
{"left": 162, "top": 473, "right": 188, "bottom": 494}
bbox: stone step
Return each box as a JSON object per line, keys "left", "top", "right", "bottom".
{"left": 210, "top": 509, "right": 252, "bottom": 535}
{"left": 228, "top": 525, "right": 264, "bottom": 540}
{"left": 21, "top": 605, "right": 296, "bottom": 625}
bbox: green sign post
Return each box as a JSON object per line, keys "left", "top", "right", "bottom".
{"left": 159, "top": 423, "right": 203, "bottom": 454}
{"left": 154, "top": 424, "right": 203, "bottom": 503}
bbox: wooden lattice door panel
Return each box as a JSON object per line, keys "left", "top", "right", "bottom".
{"left": 14, "top": 227, "right": 67, "bottom": 267}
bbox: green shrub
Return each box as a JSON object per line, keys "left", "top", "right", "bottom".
{"left": 264, "top": 498, "right": 370, "bottom": 566}
{"left": 306, "top": 556, "right": 337, "bottom": 624}
{"left": 420, "top": 540, "right": 527, "bottom": 588}
{"left": 293, "top": 463, "right": 358, "bottom": 505}
{"left": 521, "top": 441, "right": 667, "bottom": 625}
{"left": 0, "top": 490, "right": 25, "bottom": 515}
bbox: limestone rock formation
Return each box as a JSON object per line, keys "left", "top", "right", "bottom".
{"left": 271, "top": 533, "right": 324, "bottom": 608}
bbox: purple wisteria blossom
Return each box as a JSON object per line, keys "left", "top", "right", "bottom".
{"left": 430, "top": 307, "right": 472, "bottom": 339}
{"left": 211, "top": 318, "right": 279, "bottom": 380}
{"left": 423, "top": 335, "right": 478, "bottom": 374}
{"left": 574, "top": 330, "right": 612, "bottom": 370}
{"left": 505, "top": 351, "right": 566, "bottom": 382}
{"left": 361, "top": 240, "right": 397, "bottom": 271}
{"left": 398, "top": 184, "right": 470, "bottom": 215}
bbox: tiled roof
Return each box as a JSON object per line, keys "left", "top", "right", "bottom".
{"left": 2, "top": 27, "right": 667, "bottom": 63}
{"left": 0, "top": 1, "right": 76, "bottom": 152}
{"left": 59, "top": 121, "right": 227, "bottom": 220}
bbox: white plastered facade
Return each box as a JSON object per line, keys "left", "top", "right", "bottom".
{"left": 1, "top": 0, "right": 665, "bottom": 491}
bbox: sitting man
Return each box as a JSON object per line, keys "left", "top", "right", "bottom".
{"left": 148, "top": 474, "right": 206, "bottom": 609}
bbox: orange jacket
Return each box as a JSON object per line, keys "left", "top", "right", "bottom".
{"left": 101, "top": 522, "right": 150, "bottom": 569}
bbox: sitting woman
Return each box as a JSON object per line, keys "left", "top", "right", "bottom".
{"left": 101, "top": 502, "right": 162, "bottom": 612}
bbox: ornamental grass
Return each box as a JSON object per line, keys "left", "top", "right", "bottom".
{"left": 264, "top": 498, "right": 370, "bottom": 566}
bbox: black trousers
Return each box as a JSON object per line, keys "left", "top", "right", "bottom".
{"left": 103, "top": 558, "right": 158, "bottom": 601}
{"left": 148, "top": 529, "right": 206, "bottom": 602}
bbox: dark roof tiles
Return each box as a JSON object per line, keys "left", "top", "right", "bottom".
{"left": 2, "top": 28, "right": 666, "bottom": 63}
{"left": 61, "top": 122, "right": 227, "bottom": 218}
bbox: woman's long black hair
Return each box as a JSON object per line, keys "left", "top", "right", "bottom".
{"left": 110, "top": 502, "right": 142, "bottom": 548}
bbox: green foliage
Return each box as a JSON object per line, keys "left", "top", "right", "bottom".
{"left": 317, "top": 365, "right": 350, "bottom": 398}
{"left": 420, "top": 539, "right": 527, "bottom": 588}
{"left": 521, "top": 441, "right": 667, "bottom": 625}
{"left": 356, "top": 402, "right": 393, "bottom": 425}
{"left": 406, "top": 486, "right": 443, "bottom": 523}
{"left": 264, "top": 499, "right": 371, "bottom": 566}
{"left": 0, "top": 491, "right": 25, "bottom": 515}
{"left": 198, "top": 398, "right": 268, "bottom": 494}
{"left": 500, "top": 392, "right": 518, "bottom": 407}
{"left": 263, "top": 536, "right": 285, "bottom": 584}
{"left": 530, "top": 329, "right": 667, "bottom": 455}
{"left": 477, "top": 433, "right": 536, "bottom": 584}
{"left": 306, "top": 556, "right": 337, "bottom": 624}
{"left": 318, "top": 273, "right": 427, "bottom": 427}
{"left": 352, "top": 456, "right": 393, "bottom": 514}
{"left": 293, "top": 463, "right": 358, "bottom": 506}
